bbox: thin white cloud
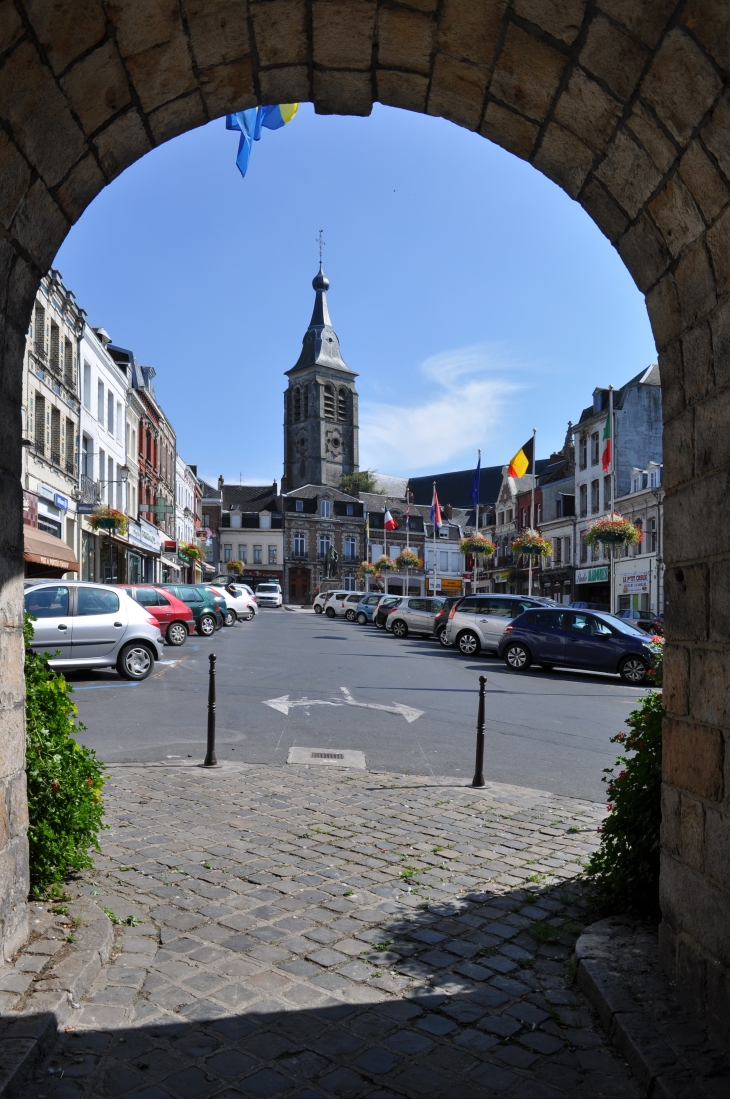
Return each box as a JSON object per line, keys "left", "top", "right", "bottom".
{"left": 359, "top": 343, "right": 521, "bottom": 474}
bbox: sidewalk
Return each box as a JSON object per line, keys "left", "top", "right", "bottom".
{"left": 9, "top": 762, "right": 640, "bottom": 1098}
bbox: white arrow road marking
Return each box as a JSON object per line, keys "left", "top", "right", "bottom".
{"left": 339, "top": 687, "right": 424, "bottom": 723}
{"left": 263, "top": 688, "right": 424, "bottom": 722}
{"left": 263, "top": 695, "right": 343, "bottom": 716}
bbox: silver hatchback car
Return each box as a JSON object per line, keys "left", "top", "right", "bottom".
{"left": 445, "top": 594, "right": 553, "bottom": 656}
{"left": 25, "top": 581, "right": 165, "bottom": 680}
{"left": 387, "top": 596, "right": 445, "bottom": 638}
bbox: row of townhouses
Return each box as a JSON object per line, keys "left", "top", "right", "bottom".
{"left": 21, "top": 270, "right": 206, "bottom": 586}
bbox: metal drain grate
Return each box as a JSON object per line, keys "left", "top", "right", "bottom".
{"left": 311, "top": 751, "right": 344, "bottom": 760}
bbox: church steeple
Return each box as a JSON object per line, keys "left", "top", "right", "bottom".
{"left": 283, "top": 266, "right": 359, "bottom": 490}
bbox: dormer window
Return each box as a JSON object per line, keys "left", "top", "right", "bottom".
{"left": 296, "top": 499, "right": 303, "bottom": 512}
{"left": 321, "top": 499, "right": 331, "bottom": 518}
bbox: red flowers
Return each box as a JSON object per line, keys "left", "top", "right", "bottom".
{"left": 51, "top": 781, "right": 60, "bottom": 791}
{"left": 619, "top": 770, "right": 626, "bottom": 779}
{"left": 606, "top": 803, "right": 614, "bottom": 812}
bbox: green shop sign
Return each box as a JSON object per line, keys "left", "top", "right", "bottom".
{"left": 576, "top": 566, "right": 608, "bottom": 584}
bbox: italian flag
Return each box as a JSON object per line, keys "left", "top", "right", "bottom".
{"left": 601, "top": 412, "right": 611, "bottom": 472}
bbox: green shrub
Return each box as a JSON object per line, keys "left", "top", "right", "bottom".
{"left": 24, "top": 614, "right": 107, "bottom": 891}
{"left": 585, "top": 691, "right": 662, "bottom": 920}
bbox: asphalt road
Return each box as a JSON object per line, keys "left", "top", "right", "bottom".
{"left": 67, "top": 607, "right": 649, "bottom": 802}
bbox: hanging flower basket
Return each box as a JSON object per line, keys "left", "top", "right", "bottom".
{"left": 395, "top": 549, "right": 423, "bottom": 570}
{"left": 459, "top": 535, "right": 496, "bottom": 557}
{"left": 179, "top": 542, "right": 202, "bottom": 562}
{"left": 511, "top": 529, "right": 552, "bottom": 557}
{"left": 89, "top": 506, "right": 128, "bottom": 537}
{"left": 375, "top": 555, "right": 397, "bottom": 573}
{"left": 226, "top": 559, "right": 244, "bottom": 573}
{"left": 357, "top": 562, "right": 378, "bottom": 579}
{"left": 585, "top": 513, "right": 643, "bottom": 547}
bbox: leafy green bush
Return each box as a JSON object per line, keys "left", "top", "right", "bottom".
{"left": 585, "top": 691, "right": 662, "bottom": 920}
{"left": 24, "top": 614, "right": 106, "bottom": 891}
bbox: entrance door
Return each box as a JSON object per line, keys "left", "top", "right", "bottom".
{"left": 289, "top": 568, "right": 310, "bottom": 601}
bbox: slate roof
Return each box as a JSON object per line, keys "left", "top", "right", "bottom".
{"left": 408, "top": 463, "right": 550, "bottom": 508}
{"left": 222, "top": 484, "right": 279, "bottom": 511}
{"left": 576, "top": 363, "right": 661, "bottom": 425}
{"left": 287, "top": 267, "right": 355, "bottom": 378}
{"left": 283, "top": 484, "right": 360, "bottom": 503}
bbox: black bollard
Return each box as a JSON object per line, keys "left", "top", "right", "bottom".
{"left": 202, "top": 653, "right": 218, "bottom": 767}
{"left": 471, "top": 674, "right": 487, "bottom": 788}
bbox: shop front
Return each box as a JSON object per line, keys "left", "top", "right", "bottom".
{"left": 23, "top": 525, "right": 79, "bottom": 578}
{"left": 425, "top": 576, "right": 463, "bottom": 597}
{"left": 574, "top": 565, "right": 609, "bottom": 610}
{"left": 540, "top": 567, "right": 574, "bottom": 604}
{"left": 614, "top": 559, "right": 660, "bottom": 616}
{"left": 127, "top": 518, "right": 161, "bottom": 583}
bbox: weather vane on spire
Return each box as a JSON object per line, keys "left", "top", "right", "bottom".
{"left": 317, "top": 229, "right": 325, "bottom": 266}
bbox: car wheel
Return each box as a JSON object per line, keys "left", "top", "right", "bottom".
{"left": 356, "top": 612, "right": 368, "bottom": 625}
{"left": 457, "top": 630, "right": 480, "bottom": 656}
{"left": 242, "top": 609, "right": 254, "bottom": 621}
{"left": 198, "top": 614, "right": 216, "bottom": 637}
{"left": 117, "top": 642, "right": 155, "bottom": 681}
{"left": 375, "top": 618, "right": 385, "bottom": 629}
{"left": 505, "top": 643, "right": 532, "bottom": 671}
{"left": 345, "top": 609, "right": 356, "bottom": 622}
{"left": 437, "top": 627, "right": 451, "bottom": 647}
{"left": 224, "top": 609, "right": 236, "bottom": 627}
{"left": 325, "top": 606, "right": 336, "bottom": 618}
{"left": 619, "top": 656, "right": 648, "bottom": 684}
{"left": 314, "top": 604, "right": 323, "bottom": 614}
{"left": 166, "top": 622, "right": 188, "bottom": 647}
{"left": 391, "top": 619, "right": 408, "bottom": 639}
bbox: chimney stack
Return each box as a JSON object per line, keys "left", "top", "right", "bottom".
{"left": 218, "top": 475, "right": 224, "bottom": 492}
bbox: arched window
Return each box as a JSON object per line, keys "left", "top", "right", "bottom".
{"left": 323, "top": 384, "right": 335, "bottom": 420}
{"left": 293, "top": 387, "right": 301, "bottom": 421}
{"left": 337, "top": 388, "right": 347, "bottom": 421}
{"left": 299, "top": 458, "right": 305, "bottom": 478}
{"left": 303, "top": 386, "right": 308, "bottom": 419}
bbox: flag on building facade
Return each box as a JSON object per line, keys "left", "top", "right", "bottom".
{"left": 508, "top": 437, "right": 534, "bottom": 479}
{"left": 430, "top": 485, "right": 442, "bottom": 534}
{"left": 471, "top": 451, "right": 481, "bottom": 508}
{"left": 601, "top": 411, "right": 612, "bottom": 472}
{"left": 226, "top": 104, "right": 299, "bottom": 179}
{"left": 383, "top": 506, "right": 397, "bottom": 531}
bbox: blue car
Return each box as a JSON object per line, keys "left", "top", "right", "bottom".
{"left": 496, "top": 607, "right": 655, "bottom": 684}
{"left": 355, "top": 593, "right": 383, "bottom": 624}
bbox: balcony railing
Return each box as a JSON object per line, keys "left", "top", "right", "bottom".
{"left": 80, "top": 474, "right": 100, "bottom": 503}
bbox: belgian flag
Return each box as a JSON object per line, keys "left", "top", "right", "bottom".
{"left": 508, "top": 436, "right": 534, "bottom": 479}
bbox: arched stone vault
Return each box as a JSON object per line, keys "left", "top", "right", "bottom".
{"left": 1, "top": 0, "right": 729, "bottom": 1039}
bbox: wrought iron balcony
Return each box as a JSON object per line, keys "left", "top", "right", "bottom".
{"left": 80, "top": 474, "right": 100, "bottom": 503}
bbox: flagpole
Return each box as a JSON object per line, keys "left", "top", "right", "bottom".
{"left": 474, "top": 449, "right": 481, "bottom": 595}
{"left": 609, "top": 385, "right": 614, "bottom": 616}
{"left": 432, "top": 481, "right": 437, "bottom": 598}
{"left": 383, "top": 507, "right": 388, "bottom": 595}
{"left": 529, "top": 428, "right": 536, "bottom": 597}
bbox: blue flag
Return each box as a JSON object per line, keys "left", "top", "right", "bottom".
{"left": 226, "top": 104, "right": 298, "bottom": 179}
{"left": 471, "top": 451, "right": 481, "bottom": 509}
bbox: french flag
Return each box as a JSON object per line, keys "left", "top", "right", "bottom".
{"left": 383, "top": 505, "right": 397, "bottom": 531}
{"left": 430, "top": 484, "right": 442, "bottom": 534}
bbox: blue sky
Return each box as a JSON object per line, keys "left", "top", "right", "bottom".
{"left": 55, "top": 104, "right": 656, "bottom": 485}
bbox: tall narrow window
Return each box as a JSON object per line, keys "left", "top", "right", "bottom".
{"left": 579, "top": 484, "right": 587, "bottom": 517}
{"left": 83, "top": 361, "right": 91, "bottom": 408}
{"left": 303, "top": 387, "right": 308, "bottom": 418}
{"left": 579, "top": 436, "right": 587, "bottom": 470}
{"left": 108, "top": 456, "right": 114, "bottom": 505}
{"left": 34, "top": 393, "right": 45, "bottom": 454}
{"left": 98, "top": 447, "right": 105, "bottom": 486}
{"left": 65, "top": 417, "right": 74, "bottom": 473}
{"left": 64, "top": 338, "right": 74, "bottom": 387}
{"left": 293, "top": 532, "right": 305, "bottom": 557}
{"left": 107, "top": 391, "right": 114, "bottom": 435}
{"left": 603, "top": 474, "right": 612, "bottom": 511}
{"left": 323, "top": 384, "right": 335, "bottom": 419}
{"left": 116, "top": 402, "right": 122, "bottom": 441}
{"left": 50, "top": 406, "right": 61, "bottom": 464}
{"left": 293, "top": 388, "right": 301, "bottom": 420}
{"left": 321, "top": 499, "right": 331, "bottom": 518}
{"left": 49, "top": 322, "right": 60, "bottom": 371}
{"left": 34, "top": 303, "right": 45, "bottom": 355}
{"left": 554, "top": 538, "right": 562, "bottom": 564}
{"left": 590, "top": 479, "right": 600, "bottom": 513}
{"left": 590, "top": 431, "right": 600, "bottom": 465}
{"left": 97, "top": 381, "right": 104, "bottom": 423}
{"left": 253, "top": 545, "right": 262, "bottom": 564}
{"left": 337, "top": 388, "right": 347, "bottom": 420}
{"left": 82, "top": 435, "right": 91, "bottom": 478}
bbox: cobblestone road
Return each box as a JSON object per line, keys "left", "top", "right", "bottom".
{"left": 25, "top": 762, "right": 639, "bottom": 1098}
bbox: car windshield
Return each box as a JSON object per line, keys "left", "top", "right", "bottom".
{"left": 258, "top": 585, "right": 279, "bottom": 592}
{"left": 602, "top": 614, "right": 649, "bottom": 637}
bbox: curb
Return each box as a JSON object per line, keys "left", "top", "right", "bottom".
{"left": 574, "top": 918, "right": 692, "bottom": 1097}
{"left": 0, "top": 895, "right": 113, "bottom": 1098}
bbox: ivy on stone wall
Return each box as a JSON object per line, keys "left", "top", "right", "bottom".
{"left": 585, "top": 691, "right": 662, "bottom": 920}
{"left": 24, "top": 614, "right": 107, "bottom": 892}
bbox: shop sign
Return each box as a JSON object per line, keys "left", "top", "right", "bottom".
{"left": 127, "top": 518, "right": 161, "bottom": 553}
{"left": 163, "top": 540, "right": 178, "bottom": 554}
{"left": 495, "top": 570, "right": 511, "bottom": 581}
{"left": 23, "top": 491, "right": 38, "bottom": 527}
{"left": 439, "top": 578, "right": 464, "bottom": 593}
{"left": 77, "top": 501, "right": 96, "bottom": 514}
{"left": 576, "top": 566, "right": 608, "bottom": 584}
{"left": 619, "top": 571, "right": 649, "bottom": 593}
{"left": 426, "top": 577, "right": 442, "bottom": 592}
{"left": 37, "top": 481, "right": 55, "bottom": 503}
{"left": 54, "top": 492, "right": 69, "bottom": 510}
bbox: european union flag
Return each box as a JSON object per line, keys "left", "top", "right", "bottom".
{"left": 226, "top": 104, "right": 299, "bottom": 179}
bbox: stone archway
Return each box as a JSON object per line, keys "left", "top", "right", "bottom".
{"left": 1, "top": 0, "right": 728, "bottom": 1039}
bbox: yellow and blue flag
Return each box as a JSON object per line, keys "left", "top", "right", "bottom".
{"left": 226, "top": 104, "right": 298, "bottom": 179}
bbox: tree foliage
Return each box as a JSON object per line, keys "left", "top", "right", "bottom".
{"left": 339, "top": 470, "right": 383, "bottom": 495}
{"left": 585, "top": 691, "right": 662, "bottom": 920}
{"left": 24, "top": 614, "right": 107, "bottom": 891}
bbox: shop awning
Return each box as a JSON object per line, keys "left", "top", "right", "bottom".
{"left": 24, "top": 526, "right": 79, "bottom": 571}
{"left": 201, "top": 562, "right": 215, "bottom": 574}
{"left": 160, "top": 555, "right": 182, "bottom": 571}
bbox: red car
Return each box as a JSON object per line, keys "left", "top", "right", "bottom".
{"left": 120, "top": 586, "right": 195, "bottom": 646}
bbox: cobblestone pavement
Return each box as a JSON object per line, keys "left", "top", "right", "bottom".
{"left": 24, "top": 762, "right": 640, "bottom": 1098}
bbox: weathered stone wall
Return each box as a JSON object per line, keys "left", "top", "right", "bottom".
{"left": 0, "top": 0, "right": 728, "bottom": 1032}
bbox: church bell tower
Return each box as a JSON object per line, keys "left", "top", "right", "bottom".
{"left": 283, "top": 267, "right": 359, "bottom": 490}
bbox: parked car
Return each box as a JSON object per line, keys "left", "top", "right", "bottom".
{"left": 326, "top": 592, "right": 366, "bottom": 620}
{"left": 386, "top": 596, "right": 445, "bottom": 638}
{"left": 374, "top": 596, "right": 402, "bottom": 629}
{"left": 202, "top": 585, "right": 255, "bottom": 626}
{"left": 256, "top": 582, "right": 283, "bottom": 607}
{"left": 120, "top": 585, "right": 195, "bottom": 646}
{"left": 160, "top": 584, "right": 224, "bottom": 636}
{"left": 213, "top": 584, "right": 258, "bottom": 620}
{"left": 445, "top": 594, "right": 552, "bottom": 656}
{"left": 313, "top": 590, "right": 349, "bottom": 614}
{"left": 355, "top": 593, "right": 383, "bottom": 625}
{"left": 497, "top": 607, "right": 655, "bottom": 684}
{"left": 615, "top": 608, "right": 657, "bottom": 634}
{"left": 568, "top": 600, "right": 608, "bottom": 612}
{"left": 432, "top": 596, "right": 462, "bottom": 646}
{"left": 25, "top": 581, "right": 164, "bottom": 680}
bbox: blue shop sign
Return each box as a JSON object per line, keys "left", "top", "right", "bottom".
{"left": 54, "top": 493, "right": 69, "bottom": 510}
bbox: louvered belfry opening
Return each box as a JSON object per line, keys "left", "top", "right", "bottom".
{"left": 323, "top": 384, "right": 335, "bottom": 420}
{"left": 337, "top": 388, "right": 347, "bottom": 421}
